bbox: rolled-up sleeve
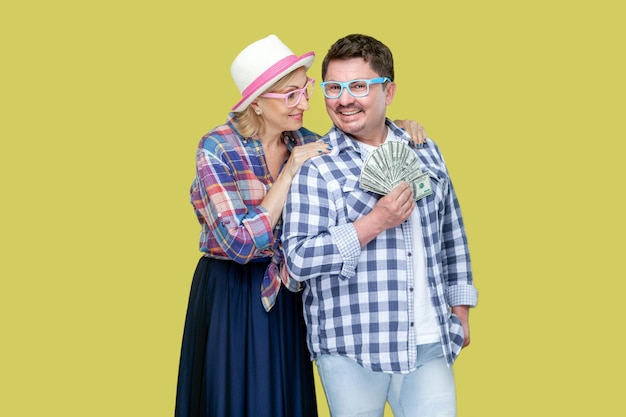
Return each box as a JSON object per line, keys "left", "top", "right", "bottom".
{"left": 328, "top": 223, "right": 360, "bottom": 279}
{"left": 283, "top": 160, "right": 354, "bottom": 281}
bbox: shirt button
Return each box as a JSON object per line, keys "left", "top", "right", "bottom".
{"left": 410, "top": 322, "right": 414, "bottom": 327}
{"left": 407, "top": 252, "right": 412, "bottom": 257}
{"left": 409, "top": 287, "right": 414, "bottom": 292}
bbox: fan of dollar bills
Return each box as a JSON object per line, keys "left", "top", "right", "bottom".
{"left": 360, "top": 141, "right": 432, "bottom": 199}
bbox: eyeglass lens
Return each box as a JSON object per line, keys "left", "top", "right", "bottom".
{"left": 323, "top": 80, "right": 371, "bottom": 98}
{"left": 286, "top": 83, "right": 313, "bottom": 107}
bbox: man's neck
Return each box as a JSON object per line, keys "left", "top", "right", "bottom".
{"left": 352, "top": 124, "right": 389, "bottom": 147}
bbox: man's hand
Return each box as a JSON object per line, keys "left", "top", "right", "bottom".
{"left": 354, "top": 182, "right": 414, "bottom": 247}
{"left": 452, "top": 305, "right": 471, "bottom": 348}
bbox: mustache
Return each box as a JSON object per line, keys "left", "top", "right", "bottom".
{"left": 334, "top": 104, "right": 364, "bottom": 113}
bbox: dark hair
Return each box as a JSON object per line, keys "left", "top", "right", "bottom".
{"left": 321, "top": 34, "right": 394, "bottom": 81}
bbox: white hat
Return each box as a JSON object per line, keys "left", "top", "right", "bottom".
{"left": 230, "top": 34, "right": 315, "bottom": 112}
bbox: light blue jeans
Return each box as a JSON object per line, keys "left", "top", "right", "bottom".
{"left": 315, "top": 343, "right": 456, "bottom": 417}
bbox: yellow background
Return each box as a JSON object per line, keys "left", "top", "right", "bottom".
{"left": 1, "top": 1, "right": 624, "bottom": 416}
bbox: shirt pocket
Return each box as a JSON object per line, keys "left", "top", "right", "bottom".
{"left": 420, "top": 164, "right": 449, "bottom": 216}
{"left": 341, "top": 175, "right": 378, "bottom": 223}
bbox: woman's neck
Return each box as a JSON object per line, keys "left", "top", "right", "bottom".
{"left": 256, "top": 125, "right": 282, "bottom": 146}
{"left": 258, "top": 130, "right": 288, "bottom": 181}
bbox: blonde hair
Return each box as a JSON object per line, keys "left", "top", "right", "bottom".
{"left": 233, "top": 69, "right": 303, "bottom": 138}
{"left": 233, "top": 107, "right": 260, "bottom": 139}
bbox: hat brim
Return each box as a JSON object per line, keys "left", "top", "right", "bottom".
{"left": 231, "top": 52, "right": 315, "bottom": 112}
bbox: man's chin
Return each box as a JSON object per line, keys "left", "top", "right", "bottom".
{"left": 332, "top": 117, "right": 362, "bottom": 133}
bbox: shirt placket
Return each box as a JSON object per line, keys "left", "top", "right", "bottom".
{"left": 401, "top": 219, "right": 417, "bottom": 370}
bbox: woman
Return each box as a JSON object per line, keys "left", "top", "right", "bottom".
{"left": 175, "top": 34, "right": 426, "bottom": 417}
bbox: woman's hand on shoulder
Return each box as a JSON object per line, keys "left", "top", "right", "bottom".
{"left": 283, "top": 142, "right": 332, "bottom": 179}
{"left": 393, "top": 119, "right": 427, "bottom": 148}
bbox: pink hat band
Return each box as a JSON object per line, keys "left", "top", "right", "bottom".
{"left": 241, "top": 53, "right": 314, "bottom": 98}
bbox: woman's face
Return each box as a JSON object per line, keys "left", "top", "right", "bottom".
{"left": 255, "top": 67, "right": 311, "bottom": 134}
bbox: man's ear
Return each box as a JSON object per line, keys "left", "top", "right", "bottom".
{"left": 384, "top": 82, "right": 396, "bottom": 106}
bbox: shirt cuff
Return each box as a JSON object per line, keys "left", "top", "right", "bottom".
{"left": 329, "top": 223, "right": 360, "bottom": 279}
{"left": 446, "top": 284, "right": 479, "bottom": 307}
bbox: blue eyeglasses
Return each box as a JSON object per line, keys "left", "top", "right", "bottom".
{"left": 320, "top": 77, "right": 391, "bottom": 98}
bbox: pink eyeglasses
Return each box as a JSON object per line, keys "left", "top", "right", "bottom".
{"left": 260, "top": 78, "right": 315, "bottom": 108}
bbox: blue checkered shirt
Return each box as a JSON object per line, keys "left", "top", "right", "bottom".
{"left": 282, "top": 120, "right": 478, "bottom": 373}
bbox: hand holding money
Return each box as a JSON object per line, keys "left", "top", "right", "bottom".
{"left": 376, "top": 181, "right": 415, "bottom": 227}
{"left": 360, "top": 141, "right": 432, "bottom": 201}
{"left": 353, "top": 181, "right": 415, "bottom": 247}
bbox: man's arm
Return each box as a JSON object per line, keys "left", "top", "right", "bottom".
{"left": 282, "top": 162, "right": 350, "bottom": 281}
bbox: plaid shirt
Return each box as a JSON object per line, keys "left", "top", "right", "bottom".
{"left": 282, "top": 120, "right": 478, "bottom": 372}
{"left": 190, "top": 114, "right": 320, "bottom": 309}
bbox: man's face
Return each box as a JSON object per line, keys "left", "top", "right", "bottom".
{"left": 323, "top": 57, "right": 395, "bottom": 145}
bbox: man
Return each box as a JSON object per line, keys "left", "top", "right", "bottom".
{"left": 282, "top": 34, "right": 478, "bottom": 417}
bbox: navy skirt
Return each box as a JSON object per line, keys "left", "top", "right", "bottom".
{"left": 175, "top": 257, "right": 318, "bottom": 417}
